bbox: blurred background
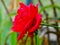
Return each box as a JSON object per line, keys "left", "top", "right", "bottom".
{"left": 0, "top": 0, "right": 60, "bottom": 45}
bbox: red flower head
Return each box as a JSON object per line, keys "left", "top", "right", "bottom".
{"left": 12, "top": 3, "right": 42, "bottom": 41}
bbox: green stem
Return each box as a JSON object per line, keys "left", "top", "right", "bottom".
{"left": 4, "top": 31, "right": 14, "bottom": 45}
{"left": 31, "top": 36, "right": 34, "bottom": 45}
{"left": 1, "top": 0, "right": 12, "bottom": 22}
{"left": 39, "top": 4, "right": 60, "bottom": 13}
{"left": 35, "top": 33, "right": 37, "bottom": 45}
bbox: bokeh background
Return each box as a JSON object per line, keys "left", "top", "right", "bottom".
{"left": 0, "top": 0, "right": 60, "bottom": 45}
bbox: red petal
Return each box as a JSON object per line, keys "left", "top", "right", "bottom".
{"left": 28, "top": 14, "right": 42, "bottom": 34}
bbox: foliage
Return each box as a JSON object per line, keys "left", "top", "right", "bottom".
{"left": 0, "top": 0, "right": 60, "bottom": 45}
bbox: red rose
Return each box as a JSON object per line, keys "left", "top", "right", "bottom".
{"left": 12, "top": 3, "right": 42, "bottom": 41}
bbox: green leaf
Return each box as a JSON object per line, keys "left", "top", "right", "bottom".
{"left": 10, "top": 32, "right": 17, "bottom": 45}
